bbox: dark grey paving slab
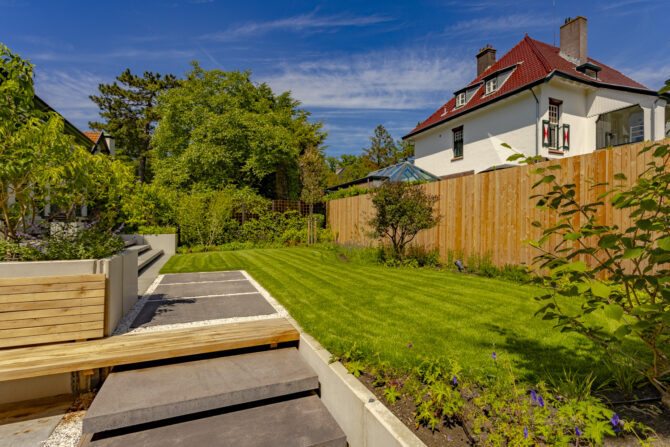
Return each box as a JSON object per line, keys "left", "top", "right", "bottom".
{"left": 82, "top": 348, "right": 318, "bottom": 434}
{"left": 84, "top": 395, "right": 346, "bottom": 447}
{"left": 160, "top": 271, "right": 246, "bottom": 284}
{"left": 148, "top": 280, "right": 257, "bottom": 300}
{"left": 130, "top": 293, "right": 276, "bottom": 328}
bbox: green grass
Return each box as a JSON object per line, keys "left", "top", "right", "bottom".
{"left": 161, "top": 246, "right": 617, "bottom": 382}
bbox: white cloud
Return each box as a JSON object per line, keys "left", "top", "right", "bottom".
{"left": 262, "top": 48, "right": 472, "bottom": 111}
{"left": 33, "top": 69, "right": 106, "bottom": 127}
{"left": 620, "top": 64, "right": 670, "bottom": 90}
{"left": 444, "top": 13, "right": 552, "bottom": 35}
{"left": 202, "top": 11, "right": 393, "bottom": 41}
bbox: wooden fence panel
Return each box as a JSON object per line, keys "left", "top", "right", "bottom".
{"left": 326, "top": 139, "right": 669, "bottom": 267}
{"left": 0, "top": 274, "right": 106, "bottom": 348}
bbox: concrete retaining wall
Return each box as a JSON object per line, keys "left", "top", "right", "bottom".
{"left": 297, "top": 331, "right": 425, "bottom": 447}
{"left": 131, "top": 233, "right": 177, "bottom": 255}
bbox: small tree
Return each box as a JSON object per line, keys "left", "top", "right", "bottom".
{"left": 362, "top": 124, "right": 398, "bottom": 169}
{"left": 369, "top": 181, "right": 439, "bottom": 257}
{"left": 510, "top": 141, "right": 670, "bottom": 407}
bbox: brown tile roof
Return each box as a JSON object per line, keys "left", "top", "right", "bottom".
{"left": 82, "top": 131, "right": 102, "bottom": 144}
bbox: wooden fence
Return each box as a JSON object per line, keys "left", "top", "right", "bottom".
{"left": 233, "top": 199, "right": 325, "bottom": 225}
{"left": 0, "top": 274, "right": 106, "bottom": 348}
{"left": 327, "top": 139, "right": 669, "bottom": 267}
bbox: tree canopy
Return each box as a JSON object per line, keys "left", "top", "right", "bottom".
{"left": 362, "top": 124, "right": 415, "bottom": 170}
{"left": 151, "top": 64, "right": 326, "bottom": 198}
{"left": 89, "top": 69, "right": 180, "bottom": 183}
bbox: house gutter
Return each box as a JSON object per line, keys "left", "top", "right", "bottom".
{"left": 530, "top": 86, "right": 539, "bottom": 156}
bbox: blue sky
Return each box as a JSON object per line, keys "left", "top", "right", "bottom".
{"left": 1, "top": 0, "right": 668, "bottom": 157}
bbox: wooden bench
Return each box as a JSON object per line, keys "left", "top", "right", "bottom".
{"left": 0, "top": 274, "right": 106, "bottom": 349}
{"left": 0, "top": 318, "right": 299, "bottom": 381}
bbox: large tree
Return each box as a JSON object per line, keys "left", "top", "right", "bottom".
{"left": 151, "top": 63, "right": 325, "bottom": 198}
{"left": 362, "top": 124, "right": 398, "bottom": 169}
{"left": 89, "top": 69, "right": 180, "bottom": 183}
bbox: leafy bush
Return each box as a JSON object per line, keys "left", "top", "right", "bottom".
{"left": 1, "top": 223, "right": 125, "bottom": 261}
{"left": 324, "top": 185, "right": 371, "bottom": 201}
{"left": 510, "top": 141, "right": 670, "bottom": 407}
{"left": 137, "top": 225, "right": 177, "bottom": 234}
{"left": 369, "top": 182, "right": 439, "bottom": 258}
{"left": 120, "top": 184, "right": 177, "bottom": 230}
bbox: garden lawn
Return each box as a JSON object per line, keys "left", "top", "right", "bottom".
{"left": 161, "top": 247, "right": 614, "bottom": 382}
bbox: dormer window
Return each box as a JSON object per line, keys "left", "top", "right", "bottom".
{"left": 455, "top": 92, "right": 466, "bottom": 108}
{"left": 485, "top": 78, "right": 497, "bottom": 95}
{"left": 576, "top": 61, "right": 602, "bottom": 80}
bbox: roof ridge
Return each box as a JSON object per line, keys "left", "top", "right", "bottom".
{"left": 524, "top": 35, "right": 552, "bottom": 74}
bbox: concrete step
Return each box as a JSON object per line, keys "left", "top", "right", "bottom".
{"left": 125, "top": 244, "right": 150, "bottom": 255}
{"left": 82, "top": 348, "right": 318, "bottom": 434}
{"left": 138, "top": 249, "right": 163, "bottom": 271}
{"left": 83, "top": 395, "right": 346, "bottom": 447}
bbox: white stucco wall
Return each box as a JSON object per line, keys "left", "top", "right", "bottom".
{"left": 413, "top": 91, "right": 536, "bottom": 177}
{"left": 412, "top": 77, "right": 665, "bottom": 177}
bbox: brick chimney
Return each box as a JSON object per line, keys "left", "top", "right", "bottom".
{"left": 476, "top": 45, "right": 496, "bottom": 76}
{"left": 559, "top": 16, "right": 587, "bottom": 65}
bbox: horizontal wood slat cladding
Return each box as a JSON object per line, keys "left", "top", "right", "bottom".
{"left": 326, "top": 139, "right": 669, "bottom": 268}
{"left": 0, "top": 274, "right": 105, "bottom": 348}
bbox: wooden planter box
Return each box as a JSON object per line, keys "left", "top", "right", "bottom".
{"left": 0, "top": 274, "right": 106, "bottom": 348}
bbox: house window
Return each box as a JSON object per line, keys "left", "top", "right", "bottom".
{"left": 453, "top": 127, "right": 463, "bottom": 158}
{"left": 485, "top": 77, "right": 497, "bottom": 95}
{"left": 455, "top": 92, "right": 466, "bottom": 108}
{"left": 548, "top": 103, "right": 559, "bottom": 149}
{"left": 596, "top": 105, "right": 644, "bottom": 149}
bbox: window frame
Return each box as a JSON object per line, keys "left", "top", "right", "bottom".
{"left": 485, "top": 77, "right": 497, "bottom": 95}
{"left": 452, "top": 126, "right": 464, "bottom": 159}
{"left": 455, "top": 92, "right": 466, "bottom": 108}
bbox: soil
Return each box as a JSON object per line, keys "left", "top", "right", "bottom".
{"left": 357, "top": 373, "right": 670, "bottom": 446}
{"left": 358, "top": 373, "right": 473, "bottom": 447}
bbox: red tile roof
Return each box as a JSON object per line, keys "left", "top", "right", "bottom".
{"left": 405, "top": 35, "right": 653, "bottom": 139}
{"left": 82, "top": 131, "right": 102, "bottom": 144}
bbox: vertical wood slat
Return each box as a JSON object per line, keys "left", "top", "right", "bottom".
{"left": 325, "top": 139, "right": 669, "bottom": 267}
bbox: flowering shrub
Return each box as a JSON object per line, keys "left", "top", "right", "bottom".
{"left": 342, "top": 351, "right": 657, "bottom": 446}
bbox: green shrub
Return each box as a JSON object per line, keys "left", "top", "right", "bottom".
{"left": 120, "top": 183, "right": 177, "bottom": 231}
{"left": 324, "top": 185, "right": 371, "bottom": 201}
{"left": 137, "top": 225, "right": 177, "bottom": 234}
{"left": 2, "top": 223, "right": 125, "bottom": 261}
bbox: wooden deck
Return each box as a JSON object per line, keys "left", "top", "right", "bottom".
{"left": 0, "top": 318, "right": 299, "bottom": 382}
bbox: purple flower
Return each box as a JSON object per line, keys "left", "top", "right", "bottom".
{"left": 452, "top": 375, "right": 458, "bottom": 386}
{"left": 575, "top": 427, "right": 582, "bottom": 438}
{"left": 523, "top": 427, "right": 528, "bottom": 439}
{"left": 407, "top": 343, "right": 413, "bottom": 348}
{"left": 530, "top": 389, "right": 538, "bottom": 402}
{"left": 611, "top": 413, "right": 620, "bottom": 427}
{"left": 537, "top": 395, "right": 545, "bottom": 407}
{"left": 491, "top": 352, "right": 497, "bottom": 360}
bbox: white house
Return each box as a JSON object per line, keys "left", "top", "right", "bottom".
{"left": 404, "top": 16, "right": 669, "bottom": 179}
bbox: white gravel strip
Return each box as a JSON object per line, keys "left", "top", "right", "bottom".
{"left": 155, "top": 278, "right": 248, "bottom": 286}
{"left": 146, "top": 291, "right": 259, "bottom": 301}
{"left": 113, "top": 274, "right": 163, "bottom": 335}
{"left": 42, "top": 394, "right": 94, "bottom": 447}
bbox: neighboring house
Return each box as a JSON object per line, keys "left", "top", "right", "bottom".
{"left": 82, "top": 130, "right": 115, "bottom": 156}
{"left": 326, "top": 160, "right": 440, "bottom": 192}
{"left": 403, "top": 16, "right": 670, "bottom": 179}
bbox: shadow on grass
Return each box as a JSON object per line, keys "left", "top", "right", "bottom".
{"left": 483, "top": 322, "right": 609, "bottom": 383}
